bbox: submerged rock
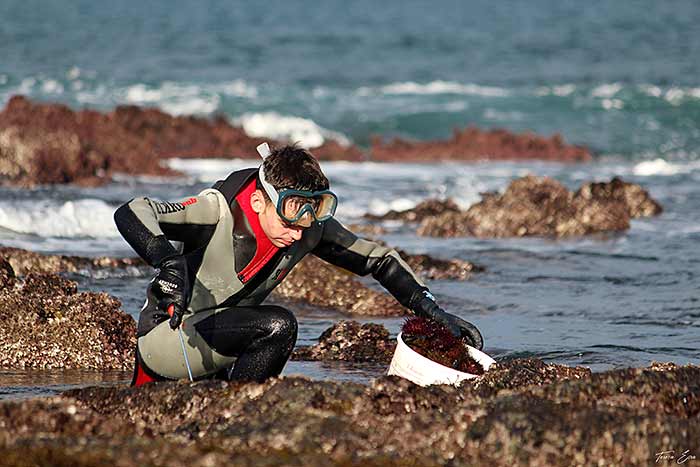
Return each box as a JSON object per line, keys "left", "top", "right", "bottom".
{"left": 417, "top": 176, "right": 662, "bottom": 238}
{"left": 0, "top": 260, "right": 136, "bottom": 369}
{"left": 371, "top": 126, "right": 592, "bottom": 162}
{"left": 292, "top": 320, "right": 396, "bottom": 363}
{"left": 0, "top": 362, "right": 695, "bottom": 465}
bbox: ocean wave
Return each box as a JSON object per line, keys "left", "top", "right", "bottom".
{"left": 123, "top": 82, "right": 221, "bottom": 115}
{"left": 234, "top": 112, "right": 351, "bottom": 148}
{"left": 0, "top": 199, "right": 119, "bottom": 238}
{"left": 356, "top": 81, "right": 511, "bottom": 97}
{"left": 633, "top": 158, "right": 700, "bottom": 176}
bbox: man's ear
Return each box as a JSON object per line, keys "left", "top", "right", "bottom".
{"left": 250, "top": 189, "right": 267, "bottom": 214}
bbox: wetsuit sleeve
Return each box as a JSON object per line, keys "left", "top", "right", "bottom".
{"left": 311, "top": 218, "right": 428, "bottom": 309}
{"left": 114, "top": 193, "right": 221, "bottom": 266}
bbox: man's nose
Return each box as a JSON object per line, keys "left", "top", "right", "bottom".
{"left": 290, "top": 227, "right": 303, "bottom": 241}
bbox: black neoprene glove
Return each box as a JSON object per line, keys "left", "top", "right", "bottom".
{"left": 152, "top": 256, "right": 190, "bottom": 330}
{"left": 412, "top": 290, "right": 484, "bottom": 350}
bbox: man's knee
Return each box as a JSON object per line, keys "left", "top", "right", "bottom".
{"left": 265, "top": 306, "right": 298, "bottom": 341}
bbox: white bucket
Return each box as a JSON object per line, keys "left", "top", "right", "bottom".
{"left": 387, "top": 332, "right": 496, "bottom": 387}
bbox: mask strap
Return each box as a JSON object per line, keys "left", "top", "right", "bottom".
{"left": 256, "top": 142, "right": 279, "bottom": 206}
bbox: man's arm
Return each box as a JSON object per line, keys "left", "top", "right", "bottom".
{"left": 114, "top": 193, "right": 221, "bottom": 329}
{"left": 113, "top": 194, "right": 220, "bottom": 266}
{"left": 312, "top": 219, "right": 484, "bottom": 349}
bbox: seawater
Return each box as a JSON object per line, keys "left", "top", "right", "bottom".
{"left": 0, "top": 158, "right": 698, "bottom": 400}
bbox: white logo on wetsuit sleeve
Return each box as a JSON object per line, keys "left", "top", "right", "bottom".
{"left": 157, "top": 279, "right": 178, "bottom": 293}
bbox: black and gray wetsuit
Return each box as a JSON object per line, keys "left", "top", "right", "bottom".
{"left": 114, "top": 168, "right": 428, "bottom": 382}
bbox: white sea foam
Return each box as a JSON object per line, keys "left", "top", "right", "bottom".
{"left": 0, "top": 199, "right": 119, "bottom": 238}
{"left": 484, "top": 108, "right": 524, "bottom": 121}
{"left": 123, "top": 82, "right": 220, "bottom": 115}
{"left": 234, "top": 112, "right": 351, "bottom": 148}
{"left": 18, "top": 77, "right": 36, "bottom": 94}
{"left": 357, "top": 81, "right": 511, "bottom": 97}
{"left": 601, "top": 98, "right": 624, "bottom": 110}
{"left": 40, "top": 79, "right": 64, "bottom": 94}
{"left": 535, "top": 84, "right": 576, "bottom": 97}
{"left": 367, "top": 198, "right": 417, "bottom": 216}
{"left": 632, "top": 158, "right": 700, "bottom": 176}
{"left": 591, "top": 83, "right": 622, "bottom": 98}
{"left": 67, "top": 67, "right": 81, "bottom": 80}
{"left": 216, "top": 80, "right": 258, "bottom": 98}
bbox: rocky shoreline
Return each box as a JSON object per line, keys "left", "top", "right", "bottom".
{"left": 0, "top": 244, "right": 697, "bottom": 465}
{"left": 0, "top": 96, "right": 592, "bottom": 186}
{"left": 0, "top": 360, "right": 696, "bottom": 466}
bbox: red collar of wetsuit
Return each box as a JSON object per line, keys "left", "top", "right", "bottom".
{"left": 235, "top": 178, "right": 279, "bottom": 283}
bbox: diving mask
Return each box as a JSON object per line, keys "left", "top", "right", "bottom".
{"left": 257, "top": 143, "right": 338, "bottom": 227}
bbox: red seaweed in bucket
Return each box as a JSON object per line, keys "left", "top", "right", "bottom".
{"left": 401, "top": 317, "right": 485, "bottom": 375}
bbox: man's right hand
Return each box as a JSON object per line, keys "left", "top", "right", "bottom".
{"left": 152, "top": 256, "right": 190, "bottom": 329}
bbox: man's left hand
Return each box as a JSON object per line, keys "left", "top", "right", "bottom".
{"left": 412, "top": 290, "right": 484, "bottom": 350}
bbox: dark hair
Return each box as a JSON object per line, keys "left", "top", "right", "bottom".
{"left": 256, "top": 144, "right": 329, "bottom": 198}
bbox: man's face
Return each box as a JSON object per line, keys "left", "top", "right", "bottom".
{"left": 252, "top": 190, "right": 306, "bottom": 247}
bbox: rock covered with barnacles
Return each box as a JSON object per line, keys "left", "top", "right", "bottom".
{"left": 0, "top": 260, "right": 136, "bottom": 369}
{"left": 292, "top": 320, "right": 396, "bottom": 363}
{"left": 402, "top": 176, "right": 662, "bottom": 238}
{"left": 0, "top": 246, "right": 146, "bottom": 276}
{"left": 0, "top": 361, "right": 696, "bottom": 465}
{"left": 272, "top": 256, "right": 406, "bottom": 316}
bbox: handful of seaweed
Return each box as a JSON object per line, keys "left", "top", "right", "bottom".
{"left": 401, "top": 317, "right": 485, "bottom": 375}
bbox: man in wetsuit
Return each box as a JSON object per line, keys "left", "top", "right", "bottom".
{"left": 114, "top": 143, "right": 483, "bottom": 385}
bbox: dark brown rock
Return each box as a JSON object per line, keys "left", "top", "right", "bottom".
{"left": 272, "top": 256, "right": 406, "bottom": 316}
{"left": 417, "top": 176, "right": 661, "bottom": 238}
{"left": 0, "top": 257, "right": 15, "bottom": 289}
{"left": 0, "top": 271, "right": 136, "bottom": 369}
{"left": 398, "top": 248, "right": 484, "bottom": 280}
{"left": 292, "top": 320, "right": 396, "bottom": 363}
{"left": 371, "top": 126, "right": 592, "bottom": 162}
{"left": 0, "top": 362, "right": 696, "bottom": 465}
{"left": 0, "top": 97, "right": 367, "bottom": 186}
{"left": 0, "top": 96, "right": 173, "bottom": 186}
{"left": 366, "top": 198, "right": 461, "bottom": 223}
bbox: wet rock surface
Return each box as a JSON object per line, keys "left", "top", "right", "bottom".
{"left": 397, "top": 248, "right": 484, "bottom": 280}
{"left": 413, "top": 176, "right": 662, "bottom": 238}
{"left": 371, "top": 126, "right": 592, "bottom": 162}
{"left": 0, "top": 361, "right": 695, "bottom": 466}
{"left": 0, "top": 245, "right": 146, "bottom": 276}
{"left": 272, "top": 256, "right": 406, "bottom": 317}
{"left": 0, "top": 259, "right": 136, "bottom": 369}
{"left": 365, "top": 198, "right": 461, "bottom": 223}
{"left": 1, "top": 97, "right": 596, "bottom": 186}
{"left": 292, "top": 320, "right": 396, "bottom": 363}
{"left": 275, "top": 246, "right": 481, "bottom": 316}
